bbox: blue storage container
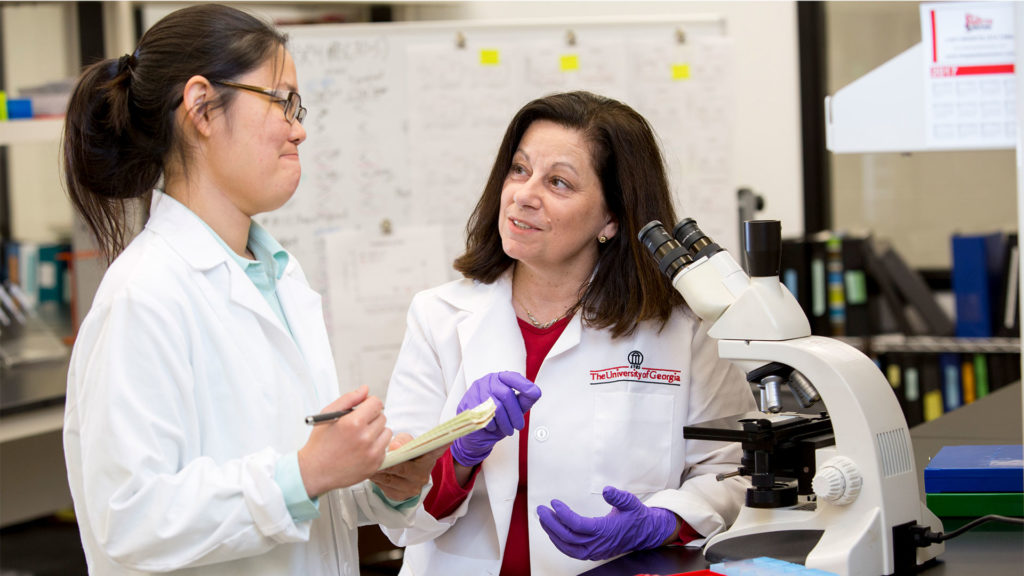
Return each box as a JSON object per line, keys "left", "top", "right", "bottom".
{"left": 924, "top": 445, "right": 1023, "bottom": 494}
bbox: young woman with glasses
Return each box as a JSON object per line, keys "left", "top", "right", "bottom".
{"left": 61, "top": 5, "right": 440, "bottom": 574}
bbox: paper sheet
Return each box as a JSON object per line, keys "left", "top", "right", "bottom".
{"left": 379, "top": 398, "right": 496, "bottom": 470}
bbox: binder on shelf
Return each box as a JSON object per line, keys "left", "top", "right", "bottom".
{"left": 2, "top": 240, "right": 16, "bottom": 283}
{"left": 972, "top": 353, "right": 990, "bottom": 399}
{"left": 951, "top": 232, "right": 1007, "bottom": 338}
{"left": 938, "top": 353, "right": 962, "bottom": 413}
{"left": 780, "top": 237, "right": 811, "bottom": 319}
{"left": 960, "top": 356, "right": 976, "bottom": 405}
{"left": 840, "top": 233, "right": 871, "bottom": 337}
{"left": 14, "top": 242, "right": 39, "bottom": 309}
{"left": 882, "top": 353, "right": 899, "bottom": 395}
{"left": 878, "top": 242, "right": 955, "bottom": 336}
{"left": 996, "top": 233, "right": 1019, "bottom": 337}
{"left": 37, "top": 242, "right": 70, "bottom": 304}
{"left": 807, "top": 232, "right": 832, "bottom": 336}
{"left": 826, "top": 235, "right": 846, "bottom": 336}
{"left": 920, "top": 354, "right": 944, "bottom": 423}
{"left": 887, "top": 352, "right": 923, "bottom": 427}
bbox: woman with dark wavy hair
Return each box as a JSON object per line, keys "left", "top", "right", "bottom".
{"left": 62, "top": 5, "right": 439, "bottom": 574}
{"left": 382, "top": 91, "right": 756, "bottom": 575}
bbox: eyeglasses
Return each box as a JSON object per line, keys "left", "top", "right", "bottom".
{"left": 212, "top": 79, "right": 307, "bottom": 125}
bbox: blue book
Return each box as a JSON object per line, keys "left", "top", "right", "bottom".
{"left": 951, "top": 233, "right": 1007, "bottom": 338}
{"left": 924, "top": 445, "right": 1023, "bottom": 494}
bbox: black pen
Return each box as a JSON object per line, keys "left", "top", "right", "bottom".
{"left": 305, "top": 408, "right": 355, "bottom": 425}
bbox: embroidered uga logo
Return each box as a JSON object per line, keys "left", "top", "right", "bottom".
{"left": 628, "top": 350, "right": 643, "bottom": 370}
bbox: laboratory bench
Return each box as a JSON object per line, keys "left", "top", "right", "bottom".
{"left": 581, "top": 527, "right": 1023, "bottom": 575}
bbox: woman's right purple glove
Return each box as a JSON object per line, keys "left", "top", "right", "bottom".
{"left": 450, "top": 371, "right": 542, "bottom": 468}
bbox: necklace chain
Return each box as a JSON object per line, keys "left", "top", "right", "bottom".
{"left": 524, "top": 308, "right": 559, "bottom": 329}
{"left": 512, "top": 264, "right": 582, "bottom": 329}
{"left": 520, "top": 301, "right": 579, "bottom": 329}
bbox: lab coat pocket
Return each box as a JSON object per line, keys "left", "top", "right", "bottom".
{"left": 590, "top": 391, "right": 674, "bottom": 494}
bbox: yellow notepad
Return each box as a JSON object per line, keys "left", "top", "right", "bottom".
{"left": 379, "top": 398, "right": 496, "bottom": 470}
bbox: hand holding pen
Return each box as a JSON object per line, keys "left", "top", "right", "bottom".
{"left": 296, "top": 385, "right": 391, "bottom": 498}
{"left": 305, "top": 408, "right": 355, "bottom": 425}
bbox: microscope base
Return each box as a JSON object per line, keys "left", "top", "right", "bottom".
{"left": 704, "top": 529, "right": 824, "bottom": 566}
{"left": 703, "top": 501, "right": 944, "bottom": 576}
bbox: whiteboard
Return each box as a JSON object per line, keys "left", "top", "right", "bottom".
{"left": 259, "top": 16, "right": 737, "bottom": 400}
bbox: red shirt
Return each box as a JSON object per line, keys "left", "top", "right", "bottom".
{"left": 422, "top": 315, "right": 699, "bottom": 574}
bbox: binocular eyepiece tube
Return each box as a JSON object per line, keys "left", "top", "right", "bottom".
{"left": 637, "top": 221, "right": 693, "bottom": 280}
{"left": 671, "top": 218, "right": 721, "bottom": 259}
{"left": 640, "top": 218, "right": 784, "bottom": 280}
{"left": 638, "top": 218, "right": 725, "bottom": 279}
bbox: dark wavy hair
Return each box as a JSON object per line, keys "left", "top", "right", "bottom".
{"left": 62, "top": 4, "right": 288, "bottom": 261}
{"left": 453, "top": 91, "right": 684, "bottom": 338}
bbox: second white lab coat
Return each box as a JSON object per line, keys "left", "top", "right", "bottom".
{"left": 63, "top": 192, "right": 417, "bottom": 575}
{"left": 382, "top": 271, "right": 757, "bottom": 576}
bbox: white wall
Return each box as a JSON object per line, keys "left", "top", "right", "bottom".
{"left": 397, "top": 1, "right": 805, "bottom": 237}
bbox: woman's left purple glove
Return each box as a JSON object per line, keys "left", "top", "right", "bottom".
{"left": 537, "top": 485, "right": 678, "bottom": 561}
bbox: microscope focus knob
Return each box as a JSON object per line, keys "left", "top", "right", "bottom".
{"left": 812, "top": 456, "right": 862, "bottom": 506}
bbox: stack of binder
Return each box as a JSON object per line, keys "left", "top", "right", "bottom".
{"left": 924, "top": 445, "right": 1023, "bottom": 517}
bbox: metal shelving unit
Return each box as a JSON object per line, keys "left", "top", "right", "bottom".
{"left": 868, "top": 334, "right": 1021, "bottom": 354}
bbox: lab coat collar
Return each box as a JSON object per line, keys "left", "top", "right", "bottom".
{"left": 145, "top": 191, "right": 227, "bottom": 272}
{"left": 440, "top": 270, "right": 525, "bottom": 389}
{"left": 144, "top": 191, "right": 306, "bottom": 337}
{"left": 435, "top": 267, "right": 584, "bottom": 366}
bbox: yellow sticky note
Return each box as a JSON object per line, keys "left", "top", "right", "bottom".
{"left": 560, "top": 54, "right": 579, "bottom": 72}
{"left": 672, "top": 64, "right": 691, "bottom": 80}
{"left": 0, "top": 90, "right": 7, "bottom": 122}
{"left": 480, "top": 49, "right": 500, "bottom": 66}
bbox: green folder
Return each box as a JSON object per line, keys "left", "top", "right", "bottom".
{"left": 926, "top": 492, "right": 1024, "bottom": 517}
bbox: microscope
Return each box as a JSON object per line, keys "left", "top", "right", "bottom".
{"left": 639, "top": 219, "right": 944, "bottom": 576}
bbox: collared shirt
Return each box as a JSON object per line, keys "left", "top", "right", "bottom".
{"left": 190, "top": 207, "right": 323, "bottom": 521}
{"left": 203, "top": 218, "right": 293, "bottom": 336}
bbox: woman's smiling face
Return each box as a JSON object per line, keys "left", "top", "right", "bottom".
{"left": 497, "top": 119, "right": 617, "bottom": 276}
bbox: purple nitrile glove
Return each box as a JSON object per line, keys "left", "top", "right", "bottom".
{"left": 537, "top": 485, "right": 678, "bottom": 561}
{"left": 450, "top": 371, "right": 541, "bottom": 468}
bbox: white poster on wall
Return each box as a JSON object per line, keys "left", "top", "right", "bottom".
{"left": 920, "top": 1, "right": 1016, "bottom": 148}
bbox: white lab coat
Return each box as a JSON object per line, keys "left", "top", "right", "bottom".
{"left": 63, "top": 192, "right": 416, "bottom": 575}
{"left": 382, "top": 271, "right": 757, "bottom": 576}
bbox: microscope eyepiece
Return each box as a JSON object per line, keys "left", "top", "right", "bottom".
{"left": 672, "top": 218, "right": 720, "bottom": 259}
{"left": 638, "top": 220, "right": 693, "bottom": 280}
